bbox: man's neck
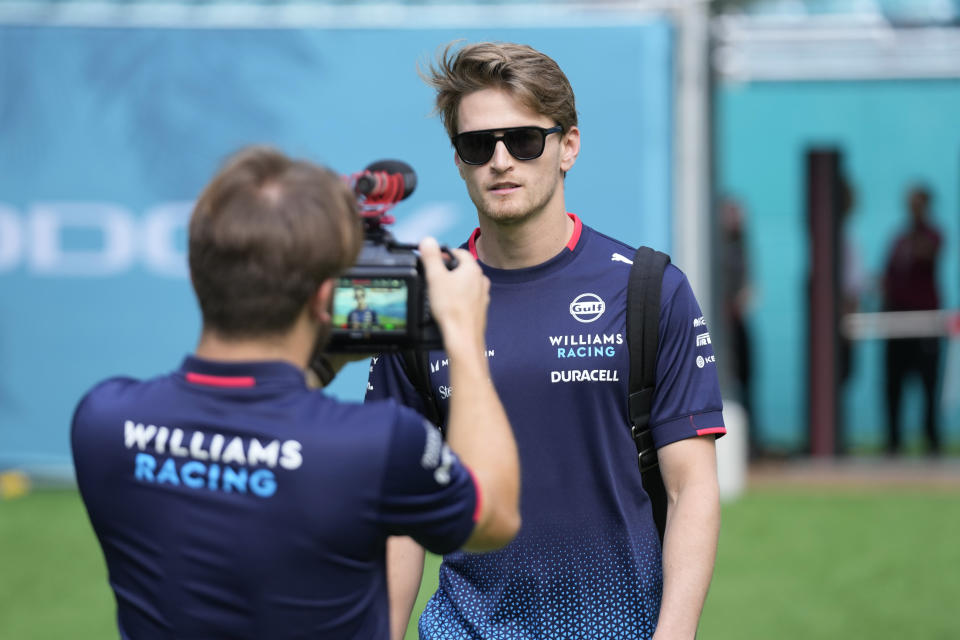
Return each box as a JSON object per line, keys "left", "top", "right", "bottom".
{"left": 194, "top": 320, "right": 315, "bottom": 370}
{"left": 475, "top": 209, "right": 575, "bottom": 269}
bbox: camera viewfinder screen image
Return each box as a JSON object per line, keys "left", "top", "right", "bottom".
{"left": 333, "top": 278, "right": 408, "bottom": 334}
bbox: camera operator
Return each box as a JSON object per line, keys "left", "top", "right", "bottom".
{"left": 70, "top": 146, "right": 520, "bottom": 639}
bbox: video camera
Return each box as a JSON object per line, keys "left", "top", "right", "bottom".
{"left": 326, "top": 160, "right": 455, "bottom": 353}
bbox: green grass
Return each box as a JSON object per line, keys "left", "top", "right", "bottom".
{"left": 2, "top": 488, "right": 958, "bottom": 639}
{"left": 0, "top": 490, "right": 116, "bottom": 640}
{"left": 699, "top": 488, "right": 960, "bottom": 639}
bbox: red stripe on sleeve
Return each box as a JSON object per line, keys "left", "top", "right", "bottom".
{"left": 185, "top": 372, "right": 256, "bottom": 388}
{"left": 696, "top": 426, "right": 727, "bottom": 437}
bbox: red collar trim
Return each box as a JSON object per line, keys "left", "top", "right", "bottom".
{"left": 468, "top": 213, "right": 582, "bottom": 259}
{"left": 185, "top": 372, "right": 256, "bottom": 388}
{"left": 468, "top": 226, "right": 481, "bottom": 258}
{"left": 565, "top": 212, "right": 583, "bottom": 251}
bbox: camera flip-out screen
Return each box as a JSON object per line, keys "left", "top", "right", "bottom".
{"left": 332, "top": 277, "right": 409, "bottom": 337}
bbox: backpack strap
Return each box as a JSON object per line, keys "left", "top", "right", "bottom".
{"left": 626, "top": 246, "right": 671, "bottom": 542}
{"left": 398, "top": 348, "right": 444, "bottom": 429}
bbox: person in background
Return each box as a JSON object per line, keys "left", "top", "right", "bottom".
{"left": 719, "top": 195, "right": 758, "bottom": 458}
{"left": 836, "top": 176, "right": 867, "bottom": 455}
{"left": 881, "top": 183, "right": 943, "bottom": 456}
{"left": 368, "top": 41, "right": 724, "bottom": 640}
{"left": 70, "top": 146, "right": 520, "bottom": 639}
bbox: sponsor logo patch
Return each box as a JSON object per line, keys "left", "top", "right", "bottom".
{"left": 569, "top": 293, "right": 606, "bottom": 323}
{"left": 696, "top": 354, "right": 716, "bottom": 368}
{"left": 550, "top": 369, "right": 621, "bottom": 383}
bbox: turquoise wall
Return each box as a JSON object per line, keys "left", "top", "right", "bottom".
{"left": 0, "top": 21, "right": 675, "bottom": 472}
{"left": 717, "top": 79, "right": 960, "bottom": 452}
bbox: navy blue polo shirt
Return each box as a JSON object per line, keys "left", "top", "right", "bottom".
{"left": 366, "top": 215, "right": 725, "bottom": 639}
{"left": 71, "top": 355, "right": 477, "bottom": 639}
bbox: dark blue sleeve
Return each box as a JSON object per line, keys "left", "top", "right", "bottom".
{"left": 364, "top": 353, "right": 428, "bottom": 416}
{"left": 649, "top": 265, "right": 726, "bottom": 448}
{"left": 378, "top": 406, "right": 477, "bottom": 555}
{"left": 70, "top": 377, "right": 137, "bottom": 527}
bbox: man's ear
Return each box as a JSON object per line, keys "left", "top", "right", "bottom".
{"left": 559, "top": 125, "right": 581, "bottom": 173}
{"left": 310, "top": 278, "right": 336, "bottom": 325}
{"left": 454, "top": 150, "right": 466, "bottom": 180}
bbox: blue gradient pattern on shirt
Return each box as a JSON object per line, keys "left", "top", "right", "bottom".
{"left": 367, "top": 221, "right": 724, "bottom": 639}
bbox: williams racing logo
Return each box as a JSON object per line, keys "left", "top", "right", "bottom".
{"left": 123, "top": 420, "right": 302, "bottom": 498}
{"left": 569, "top": 293, "right": 605, "bottom": 323}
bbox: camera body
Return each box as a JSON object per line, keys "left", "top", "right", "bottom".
{"left": 328, "top": 232, "right": 442, "bottom": 353}
{"left": 325, "top": 160, "right": 444, "bottom": 354}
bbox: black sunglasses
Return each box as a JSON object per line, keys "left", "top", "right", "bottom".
{"left": 452, "top": 125, "right": 563, "bottom": 165}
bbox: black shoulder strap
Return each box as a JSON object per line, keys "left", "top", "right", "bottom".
{"left": 398, "top": 348, "right": 444, "bottom": 429}
{"left": 626, "top": 246, "right": 671, "bottom": 542}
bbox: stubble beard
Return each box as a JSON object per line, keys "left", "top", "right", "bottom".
{"left": 472, "top": 171, "right": 562, "bottom": 227}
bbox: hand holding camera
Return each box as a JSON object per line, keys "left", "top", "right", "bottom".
{"left": 327, "top": 160, "right": 456, "bottom": 353}
{"left": 418, "top": 237, "right": 489, "bottom": 357}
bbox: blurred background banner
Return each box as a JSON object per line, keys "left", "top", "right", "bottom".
{"left": 2, "top": 0, "right": 959, "bottom": 481}
{"left": 0, "top": 10, "right": 677, "bottom": 477}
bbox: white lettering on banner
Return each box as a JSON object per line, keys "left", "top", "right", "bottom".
{"left": 0, "top": 205, "right": 22, "bottom": 271}
{"left": 693, "top": 316, "right": 706, "bottom": 327}
{"left": 696, "top": 355, "right": 716, "bottom": 369}
{"left": 550, "top": 369, "right": 621, "bottom": 383}
{"left": 0, "top": 201, "right": 193, "bottom": 277}
{"left": 31, "top": 203, "right": 134, "bottom": 276}
{"left": 439, "top": 385, "right": 452, "bottom": 400}
{"left": 141, "top": 202, "right": 193, "bottom": 277}
{"left": 696, "top": 332, "right": 711, "bottom": 347}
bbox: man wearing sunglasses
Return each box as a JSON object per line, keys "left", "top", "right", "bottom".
{"left": 366, "top": 42, "right": 724, "bottom": 640}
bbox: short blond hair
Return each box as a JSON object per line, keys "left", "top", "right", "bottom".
{"left": 422, "top": 41, "right": 578, "bottom": 138}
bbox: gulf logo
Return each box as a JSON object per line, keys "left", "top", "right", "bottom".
{"left": 569, "top": 293, "right": 606, "bottom": 323}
